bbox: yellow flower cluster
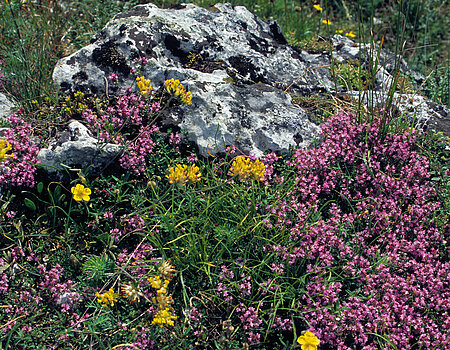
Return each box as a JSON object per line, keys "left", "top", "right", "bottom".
{"left": 230, "top": 156, "right": 266, "bottom": 181}
{"left": 148, "top": 261, "right": 177, "bottom": 327}
{"left": 152, "top": 308, "right": 178, "bottom": 327}
{"left": 95, "top": 288, "right": 119, "bottom": 307}
{"left": 0, "top": 140, "right": 14, "bottom": 162}
{"left": 166, "top": 164, "right": 201, "bottom": 186}
{"left": 136, "top": 76, "right": 154, "bottom": 96}
{"left": 313, "top": 4, "right": 323, "bottom": 11}
{"left": 164, "top": 79, "right": 192, "bottom": 105}
{"left": 336, "top": 29, "right": 356, "bottom": 37}
{"left": 61, "top": 91, "right": 88, "bottom": 114}
{"left": 71, "top": 184, "right": 91, "bottom": 202}
{"left": 297, "top": 331, "right": 320, "bottom": 350}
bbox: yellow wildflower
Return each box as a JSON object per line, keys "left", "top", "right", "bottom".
{"left": 156, "top": 279, "right": 170, "bottom": 295}
{"left": 230, "top": 156, "right": 252, "bottom": 180}
{"left": 313, "top": 4, "right": 323, "bottom": 11}
{"left": 250, "top": 159, "right": 266, "bottom": 180}
{"left": 165, "top": 79, "right": 183, "bottom": 95}
{"left": 148, "top": 275, "right": 163, "bottom": 289}
{"left": 152, "top": 291, "right": 174, "bottom": 309}
{"left": 136, "top": 76, "right": 153, "bottom": 96}
{"left": 151, "top": 307, "right": 177, "bottom": 327}
{"left": 345, "top": 31, "right": 356, "bottom": 37}
{"left": 166, "top": 164, "right": 201, "bottom": 186}
{"left": 322, "top": 19, "right": 331, "bottom": 25}
{"left": 95, "top": 288, "right": 119, "bottom": 307}
{"left": 297, "top": 331, "right": 320, "bottom": 350}
{"left": 71, "top": 184, "right": 91, "bottom": 202}
{"left": 335, "top": 29, "right": 344, "bottom": 33}
{"left": 186, "top": 164, "right": 201, "bottom": 183}
{"left": 181, "top": 91, "right": 192, "bottom": 105}
{"left": 0, "top": 140, "right": 14, "bottom": 162}
{"left": 164, "top": 79, "right": 192, "bottom": 105}
{"left": 166, "top": 164, "right": 188, "bottom": 186}
{"left": 230, "top": 156, "right": 266, "bottom": 181}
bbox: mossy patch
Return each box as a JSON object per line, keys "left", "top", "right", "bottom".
{"left": 288, "top": 35, "right": 332, "bottom": 53}
{"left": 334, "top": 59, "right": 370, "bottom": 91}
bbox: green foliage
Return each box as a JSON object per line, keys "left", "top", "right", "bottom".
{"left": 422, "top": 62, "right": 450, "bottom": 106}
{"left": 334, "top": 61, "right": 370, "bottom": 91}
{"left": 82, "top": 254, "right": 115, "bottom": 282}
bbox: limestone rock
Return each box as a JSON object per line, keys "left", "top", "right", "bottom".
{"left": 343, "top": 91, "right": 450, "bottom": 136}
{"left": 51, "top": 3, "right": 328, "bottom": 156}
{"left": 38, "top": 121, "right": 122, "bottom": 175}
{"left": 0, "top": 93, "right": 16, "bottom": 121}
{"left": 52, "top": 2, "right": 448, "bottom": 160}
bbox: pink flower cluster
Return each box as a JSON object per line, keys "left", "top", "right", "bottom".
{"left": 82, "top": 90, "right": 159, "bottom": 174}
{"left": 264, "top": 111, "right": 449, "bottom": 348}
{"left": 0, "top": 111, "right": 40, "bottom": 187}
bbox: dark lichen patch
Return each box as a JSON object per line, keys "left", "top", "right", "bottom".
{"left": 248, "top": 36, "right": 272, "bottom": 56}
{"left": 293, "top": 132, "right": 303, "bottom": 145}
{"left": 128, "top": 28, "right": 158, "bottom": 54}
{"left": 164, "top": 34, "right": 190, "bottom": 65}
{"left": 92, "top": 41, "right": 131, "bottom": 75}
{"left": 72, "top": 71, "right": 88, "bottom": 83}
{"left": 269, "top": 22, "right": 287, "bottom": 45}
{"left": 228, "top": 55, "right": 268, "bottom": 85}
{"left": 114, "top": 5, "right": 150, "bottom": 20}
{"left": 169, "top": 3, "right": 186, "bottom": 10}
{"left": 186, "top": 52, "right": 225, "bottom": 73}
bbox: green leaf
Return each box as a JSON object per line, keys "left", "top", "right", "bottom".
{"left": 37, "top": 182, "right": 44, "bottom": 194}
{"left": 24, "top": 198, "right": 36, "bottom": 211}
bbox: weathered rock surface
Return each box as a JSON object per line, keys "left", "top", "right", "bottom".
{"left": 50, "top": 2, "right": 448, "bottom": 169}
{"left": 38, "top": 121, "right": 122, "bottom": 174}
{"left": 0, "top": 93, "right": 16, "bottom": 121}
{"left": 53, "top": 2, "right": 327, "bottom": 157}
{"left": 344, "top": 91, "right": 450, "bottom": 136}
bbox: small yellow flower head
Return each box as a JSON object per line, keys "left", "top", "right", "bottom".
{"left": 157, "top": 279, "right": 170, "bottom": 295}
{"left": 166, "top": 164, "right": 188, "bottom": 186}
{"left": 121, "top": 284, "right": 144, "bottom": 303}
{"left": 313, "top": 4, "right": 323, "bottom": 11}
{"left": 297, "top": 331, "right": 320, "bottom": 350}
{"left": 165, "top": 79, "right": 183, "bottom": 95}
{"left": 95, "top": 288, "right": 119, "bottom": 307}
{"left": 0, "top": 140, "right": 14, "bottom": 162}
{"left": 335, "top": 29, "right": 344, "bottom": 33}
{"left": 249, "top": 159, "right": 266, "bottom": 180}
{"left": 322, "top": 19, "right": 332, "bottom": 25}
{"left": 136, "top": 76, "right": 154, "bottom": 96}
{"left": 166, "top": 164, "right": 201, "bottom": 186}
{"left": 71, "top": 184, "right": 91, "bottom": 202}
{"left": 345, "top": 31, "right": 356, "bottom": 37}
{"left": 164, "top": 79, "right": 192, "bottom": 105}
{"left": 181, "top": 91, "right": 192, "bottom": 105}
{"left": 230, "top": 156, "right": 266, "bottom": 181}
{"left": 151, "top": 307, "right": 177, "bottom": 327}
{"left": 148, "top": 275, "right": 163, "bottom": 289}
{"left": 230, "top": 156, "right": 252, "bottom": 180}
{"left": 186, "top": 164, "right": 201, "bottom": 184}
